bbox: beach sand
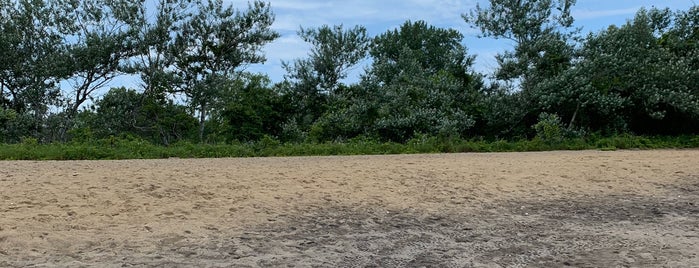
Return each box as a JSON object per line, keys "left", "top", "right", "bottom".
{"left": 1, "top": 150, "right": 697, "bottom": 267}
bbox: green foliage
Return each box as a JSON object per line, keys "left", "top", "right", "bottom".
{"left": 91, "top": 87, "right": 197, "bottom": 145}
{"left": 463, "top": 0, "right": 579, "bottom": 138}
{"left": 279, "top": 118, "right": 307, "bottom": 143}
{"left": 93, "top": 87, "right": 140, "bottom": 137}
{"left": 123, "top": 0, "right": 187, "bottom": 99}
{"left": 535, "top": 7, "right": 699, "bottom": 135}
{"left": 463, "top": 0, "right": 577, "bottom": 88}
{"left": 172, "top": 0, "right": 279, "bottom": 142}
{"left": 57, "top": 0, "right": 143, "bottom": 119}
{"left": 282, "top": 24, "right": 371, "bottom": 133}
{"left": 1, "top": 108, "right": 25, "bottom": 143}
{"left": 370, "top": 20, "right": 474, "bottom": 84}
{"left": 0, "top": 107, "right": 38, "bottom": 143}
{"left": 20, "top": 136, "right": 38, "bottom": 146}
{"left": 0, "top": 0, "right": 65, "bottom": 137}
{"left": 293, "top": 24, "right": 371, "bottom": 94}
{"left": 533, "top": 112, "right": 564, "bottom": 144}
{"left": 2, "top": 134, "right": 698, "bottom": 160}
{"left": 209, "top": 74, "right": 287, "bottom": 143}
{"left": 312, "top": 21, "right": 482, "bottom": 142}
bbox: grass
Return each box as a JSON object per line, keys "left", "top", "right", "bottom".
{"left": 1, "top": 134, "right": 698, "bottom": 160}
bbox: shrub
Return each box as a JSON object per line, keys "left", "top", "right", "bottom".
{"left": 533, "top": 113, "right": 564, "bottom": 144}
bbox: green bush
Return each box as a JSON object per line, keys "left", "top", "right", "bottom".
{"left": 1, "top": 134, "right": 698, "bottom": 160}
{"left": 533, "top": 113, "right": 564, "bottom": 144}
{"left": 20, "top": 136, "right": 39, "bottom": 146}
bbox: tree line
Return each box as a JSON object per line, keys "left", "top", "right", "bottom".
{"left": 1, "top": 0, "right": 698, "bottom": 145}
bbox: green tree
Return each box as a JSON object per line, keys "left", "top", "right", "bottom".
{"left": 93, "top": 88, "right": 141, "bottom": 138}
{"left": 207, "top": 73, "right": 286, "bottom": 142}
{"left": 125, "top": 0, "right": 191, "bottom": 99}
{"left": 660, "top": 6, "right": 699, "bottom": 86}
{"left": 93, "top": 87, "right": 197, "bottom": 145}
{"left": 463, "top": 0, "right": 578, "bottom": 137}
{"left": 0, "top": 107, "right": 34, "bottom": 143}
{"left": 370, "top": 20, "right": 474, "bottom": 86}
{"left": 282, "top": 24, "right": 371, "bottom": 132}
{"left": 463, "top": 0, "right": 576, "bottom": 87}
{"left": 172, "top": 0, "right": 279, "bottom": 143}
{"left": 536, "top": 7, "right": 699, "bottom": 134}
{"left": 50, "top": 0, "right": 144, "bottom": 141}
{"left": 0, "top": 0, "right": 66, "bottom": 139}
{"left": 285, "top": 24, "right": 370, "bottom": 94}
{"left": 314, "top": 21, "right": 482, "bottom": 142}
{"left": 60, "top": 0, "right": 142, "bottom": 112}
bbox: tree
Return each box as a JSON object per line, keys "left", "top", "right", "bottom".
{"left": 0, "top": 107, "right": 34, "bottom": 143}
{"left": 172, "top": 0, "right": 279, "bottom": 143}
{"left": 660, "top": 6, "right": 699, "bottom": 78}
{"left": 59, "top": 0, "right": 142, "bottom": 113}
{"left": 370, "top": 20, "right": 474, "bottom": 85}
{"left": 285, "top": 25, "right": 371, "bottom": 94}
{"left": 93, "top": 87, "right": 197, "bottom": 144}
{"left": 207, "top": 73, "right": 286, "bottom": 142}
{"left": 93, "top": 87, "right": 141, "bottom": 138}
{"left": 282, "top": 24, "right": 370, "bottom": 133}
{"left": 313, "top": 21, "right": 481, "bottom": 142}
{"left": 121, "top": 0, "right": 194, "bottom": 100}
{"left": 463, "top": 0, "right": 576, "bottom": 86}
{"left": 463, "top": 0, "right": 578, "bottom": 137}
{"left": 535, "top": 7, "right": 699, "bottom": 134}
{"left": 0, "top": 0, "right": 66, "bottom": 138}
{"left": 49, "top": 0, "right": 143, "bottom": 141}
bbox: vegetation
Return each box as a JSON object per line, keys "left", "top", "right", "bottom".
{"left": 2, "top": 134, "right": 698, "bottom": 160}
{"left": 1, "top": 0, "right": 698, "bottom": 160}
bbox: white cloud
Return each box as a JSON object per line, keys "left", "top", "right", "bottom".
{"left": 272, "top": 14, "right": 312, "bottom": 32}
{"left": 238, "top": 36, "right": 308, "bottom": 82}
{"left": 262, "top": 35, "right": 311, "bottom": 63}
{"left": 266, "top": 0, "right": 476, "bottom": 30}
{"left": 572, "top": 7, "right": 640, "bottom": 20}
{"left": 269, "top": 1, "right": 332, "bottom": 10}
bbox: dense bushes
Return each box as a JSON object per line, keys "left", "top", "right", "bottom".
{"left": 1, "top": 134, "right": 697, "bottom": 160}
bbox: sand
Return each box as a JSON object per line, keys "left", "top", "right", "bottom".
{"left": 0, "top": 150, "right": 697, "bottom": 267}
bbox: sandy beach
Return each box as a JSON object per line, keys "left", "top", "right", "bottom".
{"left": 1, "top": 150, "right": 697, "bottom": 267}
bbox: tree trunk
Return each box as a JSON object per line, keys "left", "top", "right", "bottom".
{"left": 568, "top": 103, "right": 580, "bottom": 130}
{"left": 198, "top": 103, "right": 207, "bottom": 143}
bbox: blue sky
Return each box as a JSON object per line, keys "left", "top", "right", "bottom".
{"left": 222, "top": 0, "right": 697, "bottom": 83}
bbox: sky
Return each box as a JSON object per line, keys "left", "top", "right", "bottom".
{"left": 224, "top": 0, "right": 698, "bottom": 84}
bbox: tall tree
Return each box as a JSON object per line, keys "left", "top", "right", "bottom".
{"left": 660, "top": 6, "right": 699, "bottom": 73}
{"left": 370, "top": 20, "right": 474, "bottom": 85}
{"left": 463, "top": 0, "right": 578, "bottom": 137}
{"left": 536, "top": 7, "right": 699, "bottom": 134}
{"left": 285, "top": 24, "right": 371, "bottom": 94}
{"left": 118, "top": 0, "right": 195, "bottom": 145}
{"left": 463, "top": 0, "right": 576, "bottom": 86}
{"left": 126, "top": 0, "right": 191, "bottom": 99}
{"left": 50, "top": 0, "right": 143, "bottom": 141}
{"left": 0, "top": 0, "right": 67, "bottom": 138}
{"left": 282, "top": 24, "right": 370, "bottom": 129}
{"left": 59, "top": 0, "right": 142, "bottom": 115}
{"left": 314, "top": 21, "right": 481, "bottom": 142}
{"left": 172, "top": 0, "right": 279, "bottom": 143}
